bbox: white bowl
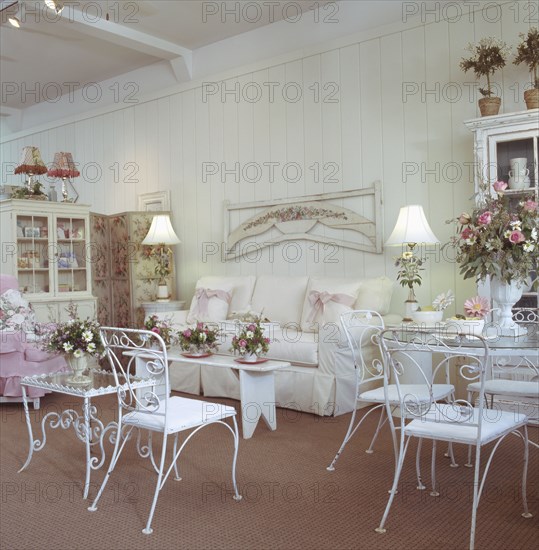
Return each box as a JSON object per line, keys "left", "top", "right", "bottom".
{"left": 446, "top": 317, "right": 485, "bottom": 338}
{"left": 411, "top": 310, "right": 444, "bottom": 325}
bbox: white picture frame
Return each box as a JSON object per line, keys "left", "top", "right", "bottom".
{"left": 137, "top": 191, "right": 170, "bottom": 212}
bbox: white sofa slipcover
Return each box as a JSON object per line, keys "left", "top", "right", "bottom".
{"left": 156, "top": 275, "right": 399, "bottom": 416}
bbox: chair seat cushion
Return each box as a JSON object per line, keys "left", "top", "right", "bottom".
{"left": 360, "top": 384, "right": 454, "bottom": 404}
{"left": 124, "top": 396, "right": 236, "bottom": 433}
{"left": 404, "top": 403, "right": 528, "bottom": 445}
{"left": 468, "top": 379, "right": 539, "bottom": 398}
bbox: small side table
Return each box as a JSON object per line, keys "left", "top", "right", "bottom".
{"left": 141, "top": 301, "right": 185, "bottom": 317}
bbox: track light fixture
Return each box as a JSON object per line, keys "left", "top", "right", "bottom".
{"left": 44, "top": 0, "right": 64, "bottom": 15}
{"left": 8, "top": 14, "right": 20, "bottom": 27}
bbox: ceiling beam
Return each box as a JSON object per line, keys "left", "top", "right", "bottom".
{"left": 58, "top": 6, "right": 192, "bottom": 80}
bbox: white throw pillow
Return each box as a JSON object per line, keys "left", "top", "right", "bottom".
{"left": 354, "top": 277, "right": 394, "bottom": 315}
{"left": 193, "top": 276, "right": 256, "bottom": 318}
{"left": 300, "top": 278, "right": 361, "bottom": 333}
{"left": 186, "top": 281, "right": 234, "bottom": 324}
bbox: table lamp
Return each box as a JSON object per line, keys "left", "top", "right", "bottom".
{"left": 385, "top": 205, "right": 440, "bottom": 321}
{"left": 14, "top": 146, "right": 48, "bottom": 192}
{"left": 47, "top": 152, "right": 81, "bottom": 202}
{"left": 142, "top": 214, "right": 181, "bottom": 302}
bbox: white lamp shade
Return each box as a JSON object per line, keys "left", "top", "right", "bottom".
{"left": 385, "top": 205, "right": 439, "bottom": 246}
{"left": 142, "top": 215, "right": 181, "bottom": 245}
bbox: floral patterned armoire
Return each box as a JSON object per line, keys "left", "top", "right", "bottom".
{"left": 90, "top": 211, "right": 175, "bottom": 328}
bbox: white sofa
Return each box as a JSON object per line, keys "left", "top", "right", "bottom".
{"left": 157, "top": 275, "right": 400, "bottom": 416}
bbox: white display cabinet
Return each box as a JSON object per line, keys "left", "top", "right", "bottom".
{"left": 465, "top": 109, "right": 539, "bottom": 323}
{"left": 0, "top": 199, "right": 96, "bottom": 322}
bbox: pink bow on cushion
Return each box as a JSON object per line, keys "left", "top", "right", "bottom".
{"left": 192, "top": 288, "right": 231, "bottom": 317}
{"left": 307, "top": 290, "right": 355, "bottom": 323}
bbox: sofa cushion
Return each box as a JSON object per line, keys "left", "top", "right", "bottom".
{"left": 0, "top": 288, "right": 37, "bottom": 334}
{"left": 355, "top": 277, "right": 394, "bottom": 315}
{"left": 186, "top": 281, "right": 234, "bottom": 324}
{"left": 251, "top": 276, "right": 309, "bottom": 325}
{"left": 300, "top": 277, "right": 361, "bottom": 332}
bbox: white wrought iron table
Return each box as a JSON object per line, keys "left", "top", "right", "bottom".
{"left": 133, "top": 350, "right": 291, "bottom": 439}
{"left": 19, "top": 370, "right": 153, "bottom": 499}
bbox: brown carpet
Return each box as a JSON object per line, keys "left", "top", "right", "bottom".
{"left": 1, "top": 393, "right": 537, "bottom": 550}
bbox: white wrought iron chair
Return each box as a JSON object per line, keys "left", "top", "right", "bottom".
{"left": 467, "top": 354, "right": 539, "bottom": 453}
{"left": 327, "top": 311, "right": 455, "bottom": 473}
{"left": 375, "top": 329, "right": 532, "bottom": 550}
{"left": 88, "top": 327, "right": 242, "bottom": 534}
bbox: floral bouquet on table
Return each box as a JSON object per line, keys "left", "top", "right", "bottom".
{"left": 42, "top": 303, "right": 103, "bottom": 383}
{"left": 143, "top": 314, "right": 175, "bottom": 347}
{"left": 230, "top": 317, "right": 271, "bottom": 362}
{"left": 449, "top": 181, "right": 538, "bottom": 285}
{"left": 446, "top": 296, "right": 491, "bottom": 338}
{"left": 178, "top": 322, "right": 220, "bottom": 356}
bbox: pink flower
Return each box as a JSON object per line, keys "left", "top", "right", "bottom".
{"left": 477, "top": 211, "right": 492, "bottom": 225}
{"left": 183, "top": 329, "right": 192, "bottom": 338}
{"left": 461, "top": 227, "right": 475, "bottom": 243}
{"left": 464, "top": 296, "right": 490, "bottom": 318}
{"left": 493, "top": 180, "right": 507, "bottom": 193}
{"left": 239, "top": 339, "right": 247, "bottom": 348}
{"left": 196, "top": 322, "right": 204, "bottom": 330}
{"left": 247, "top": 324, "right": 256, "bottom": 331}
{"left": 264, "top": 338, "right": 270, "bottom": 344}
{"left": 151, "top": 327, "right": 160, "bottom": 334}
{"left": 523, "top": 200, "right": 538, "bottom": 212}
{"left": 508, "top": 230, "right": 525, "bottom": 244}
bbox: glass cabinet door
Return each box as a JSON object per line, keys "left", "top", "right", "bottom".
{"left": 16, "top": 214, "right": 51, "bottom": 295}
{"left": 56, "top": 216, "right": 88, "bottom": 293}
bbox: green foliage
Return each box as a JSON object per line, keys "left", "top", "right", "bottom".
{"left": 514, "top": 28, "right": 539, "bottom": 89}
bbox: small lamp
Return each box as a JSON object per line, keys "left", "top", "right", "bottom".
{"left": 142, "top": 214, "right": 181, "bottom": 302}
{"left": 47, "top": 152, "right": 80, "bottom": 202}
{"left": 14, "top": 146, "right": 48, "bottom": 192}
{"left": 386, "top": 205, "right": 440, "bottom": 321}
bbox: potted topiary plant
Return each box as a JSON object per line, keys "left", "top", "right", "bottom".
{"left": 460, "top": 37, "right": 510, "bottom": 116}
{"left": 514, "top": 27, "right": 539, "bottom": 110}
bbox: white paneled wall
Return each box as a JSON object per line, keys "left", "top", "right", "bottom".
{"left": 1, "top": 4, "right": 531, "bottom": 316}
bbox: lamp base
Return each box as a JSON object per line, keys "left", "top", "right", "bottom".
{"left": 156, "top": 284, "right": 170, "bottom": 302}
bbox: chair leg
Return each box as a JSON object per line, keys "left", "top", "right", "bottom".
{"left": 430, "top": 441, "right": 439, "bottom": 497}
{"left": 173, "top": 434, "right": 182, "bottom": 481}
{"left": 465, "top": 390, "right": 475, "bottom": 468}
{"left": 415, "top": 438, "right": 425, "bottom": 490}
{"left": 366, "top": 406, "right": 387, "bottom": 454}
{"left": 521, "top": 426, "right": 533, "bottom": 519}
{"left": 88, "top": 421, "right": 130, "bottom": 512}
{"left": 231, "top": 417, "right": 242, "bottom": 501}
{"left": 142, "top": 434, "right": 169, "bottom": 535}
{"left": 376, "top": 436, "right": 411, "bottom": 534}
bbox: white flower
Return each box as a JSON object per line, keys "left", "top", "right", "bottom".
{"left": 82, "top": 330, "right": 93, "bottom": 342}
{"left": 509, "top": 220, "right": 522, "bottom": 229}
{"left": 73, "top": 349, "right": 83, "bottom": 358}
{"left": 531, "top": 227, "right": 538, "bottom": 241}
{"left": 432, "top": 290, "right": 455, "bottom": 311}
{"left": 523, "top": 242, "right": 535, "bottom": 253}
{"left": 246, "top": 331, "right": 254, "bottom": 339}
{"left": 199, "top": 332, "right": 207, "bottom": 342}
{"left": 503, "top": 230, "right": 512, "bottom": 239}
{"left": 63, "top": 342, "right": 74, "bottom": 352}
{"left": 87, "top": 342, "right": 96, "bottom": 353}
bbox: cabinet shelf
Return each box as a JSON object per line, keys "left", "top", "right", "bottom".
{"left": 58, "top": 268, "right": 87, "bottom": 271}
{"left": 57, "top": 239, "right": 86, "bottom": 243}
{"left": 17, "top": 268, "right": 48, "bottom": 272}
{"left": 17, "top": 238, "right": 48, "bottom": 243}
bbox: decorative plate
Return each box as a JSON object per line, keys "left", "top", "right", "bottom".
{"left": 234, "top": 357, "right": 269, "bottom": 365}
{"left": 181, "top": 352, "right": 213, "bottom": 358}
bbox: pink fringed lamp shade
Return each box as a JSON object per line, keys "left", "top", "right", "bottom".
{"left": 14, "top": 146, "right": 47, "bottom": 175}
{"left": 47, "top": 152, "right": 80, "bottom": 179}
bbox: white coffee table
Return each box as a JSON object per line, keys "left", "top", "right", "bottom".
{"left": 135, "top": 350, "right": 290, "bottom": 439}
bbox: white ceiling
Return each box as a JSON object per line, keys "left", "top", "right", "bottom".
{"left": 0, "top": 1, "right": 463, "bottom": 128}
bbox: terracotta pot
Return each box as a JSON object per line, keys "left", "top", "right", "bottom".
{"left": 478, "top": 97, "right": 501, "bottom": 116}
{"left": 524, "top": 88, "right": 539, "bottom": 110}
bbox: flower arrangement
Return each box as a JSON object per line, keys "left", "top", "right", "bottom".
{"left": 460, "top": 37, "right": 511, "bottom": 97}
{"left": 514, "top": 27, "right": 539, "bottom": 89}
{"left": 11, "top": 181, "right": 48, "bottom": 200}
{"left": 42, "top": 303, "right": 103, "bottom": 358}
{"left": 230, "top": 318, "right": 271, "bottom": 358}
{"left": 449, "top": 181, "right": 538, "bottom": 285}
{"left": 178, "top": 322, "right": 220, "bottom": 354}
{"left": 394, "top": 250, "right": 424, "bottom": 299}
{"left": 143, "top": 314, "right": 175, "bottom": 347}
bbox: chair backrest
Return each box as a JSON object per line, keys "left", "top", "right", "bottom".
{"left": 340, "top": 310, "right": 386, "bottom": 389}
{"left": 99, "top": 327, "right": 170, "bottom": 425}
{"left": 378, "top": 328, "right": 490, "bottom": 436}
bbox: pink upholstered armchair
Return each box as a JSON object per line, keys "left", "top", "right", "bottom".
{"left": 0, "top": 274, "right": 68, "bottom": 409}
